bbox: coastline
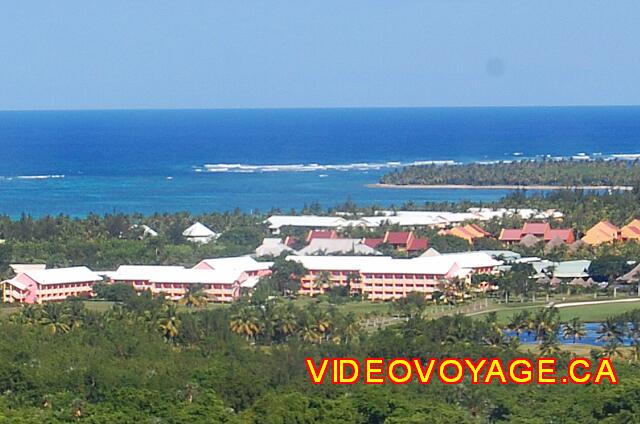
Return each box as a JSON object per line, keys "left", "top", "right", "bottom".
{"left": 369, "top": 183, "right": 634, "bottom": 191}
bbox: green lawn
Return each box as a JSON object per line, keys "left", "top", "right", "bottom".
{"left": 471, "top": 300, "right": 640, "bottom": 324}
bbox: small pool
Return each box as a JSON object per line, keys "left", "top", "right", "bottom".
{"left": 503, "top": 322, "right": 634, "bottom": 346}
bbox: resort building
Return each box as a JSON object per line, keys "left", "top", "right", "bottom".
{"left": 2, "top": 267, "right": 103, "bottom": 304}
{"left": 296, "top": 238, "right": 381, "bottom": 256}
{"left": 287, "top": 252, "right": 501, "bottom": 300}
{"left": 266, "top": 215, "right": 348, "bottom": 234}
{"left": 109, "top": 265, "right": 248, "bottom": 302}
{"left": 364, "top": 231, "right": 429, "bottom": 252}
{"left": 439, "top": 224, "right": 492, "bottom": 244}
{"left": 498, "top": 223, "right": 575, "bottom": 245}
{"left": 581, "top": 221, "right": 620, "bottom": 245}
{"left": 621, "top": 219, "right": 640, "bottom": 241}
{"left": 193, "top": 255, "right": 273, "bottom": 277}
{"left": 305, "top": 230, "right": 338, "bottom": 242}
{"left": 255, "top": 238, "right": 295, "bottom": 257}
{"left": 183, "top": 222, "right": 218, "bottom": 244}
{"left": 9, "top": 263, "right": 46, "bottom": 275}
{"left": 266, "top": 209, "right": 565, "bottom": 234}
{"left": 532, "top": 260, "right": 593, "bottom": 287}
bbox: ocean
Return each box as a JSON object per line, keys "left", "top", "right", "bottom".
{"left": 0, "top": 106, "right": 639, "bottom": 217}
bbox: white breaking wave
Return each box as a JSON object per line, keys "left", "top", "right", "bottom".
{"left": 195, "top": 160, "right": 458, "bottom": 174}
{"left": 15, "top": 175, "right": 65, "bottom": 180}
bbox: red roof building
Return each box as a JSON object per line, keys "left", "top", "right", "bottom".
{"left": 522, "top": 222, "right": 551, "bottom": 237}
{"left": 382, "top": 231, "right": 428, "bottom": 252}
{"left": 499, "top": 223, "right": 574, "bottom": 245}
{"left": 306, "top": 230, "right": 338, "bottom": 242}
{"left": 363, "top": 238, "right": 384, "bottom": 249}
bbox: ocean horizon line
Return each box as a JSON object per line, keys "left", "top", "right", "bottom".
{"left": 1, "top": 104, "right": 640, "bottom": 113}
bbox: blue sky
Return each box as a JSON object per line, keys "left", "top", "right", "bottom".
{"left": 1, "top": 1, "right": 639, "bottom": 110}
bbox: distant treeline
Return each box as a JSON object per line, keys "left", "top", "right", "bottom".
{"left": 380, "top": 159, "right": 640, "bottom": 187}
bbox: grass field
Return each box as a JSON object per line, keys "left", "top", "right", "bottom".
{"left": 471, "top": 300, "right": 640, "bottom": 324}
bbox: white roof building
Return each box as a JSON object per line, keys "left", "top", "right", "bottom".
{"left": 183, "top": 222, "right": 218, "bottom": 244}
{"left": 141, "top": 225, "right": 159, "bottom": 237}
{"left": 109, "top": 265, "right": 186, "bottom": 282}
{"left": 10, "top": 264, "right": 46, "bottom": 275}
{"left": 296, "top": 238, "right": 381, "bottom": 256}
{"left": 23, "top": 266, "right": 103, "bottom": 285}
{"left": 287, "top": 251, "right": 501, "bottom": 278}
{"left": 110, "top": 265, "right": 242, "bottom": 285}
{"left": 195, "top": 256, "right": 273, "bottom": 274}
{"left": 255, "top": 238, "right": 294, "bottom": 257}
{"left": 266, "top": 215, "right": 347, "bottom": 233}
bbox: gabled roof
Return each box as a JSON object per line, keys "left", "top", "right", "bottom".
{"left": 499, "top": 229, "right": 523, "bottom": 241}
{"left": 582, "top": 221, "right": 619, "bottom": 245}
{"left": 183, "top": 222, "right": 217, "bottom": 238}
{"left": 151, "top": 269, "right": 243, "bottom": 285}
{"left": 10, "top": 264, "right": 46, "bottom": 275}
{"left": 407, "top": 238, "right": 428, "bottom": 251}
{"left": 296, "top": 239, "right": 381, "bottom": 256}
{"left": 255, "top": 238, "right": 294, "bottom": 257}
{"left": 24, "top": 267, "right": 102, "bottom": 285}
{"left": 111, "top": 265, "right": 243, "bottom": 285}
{"left": 522, "top": 222, "right": 550, "bottom": 235}
{"left": 363, "top": 238, "right": 384, "bottom": 248}
{"left": 420, "top": 248, "right": 441, "bottom": 257}
{"left": 266, "top": 215, "right": 347, "bottom": 229}
{"left": 197, "top": 256, "right": 273, "bottom": 273}
{"left": 467, "top": 223, "right": 492, "bottom": 237}
{"left": 618, "top": 263, "right": 640, "bottom": 283}
{"left": 545, "top": 228, "right": 574, "bottom": 242}
{"left": 110, "top": 265, "right": 186, "bottom": 281}
{"left": 384, "top": 231, "right": 412, "bottom": 244}
{"left": 306, "top": 230, "right": 338, "bottom": 242}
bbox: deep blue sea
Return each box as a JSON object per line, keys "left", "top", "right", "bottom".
{"left": 1, "top": 107, "right": 639, "bottom": 217}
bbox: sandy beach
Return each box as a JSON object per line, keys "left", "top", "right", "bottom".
{"left": 369, "top": 183, "right": 634, "bottom": 191}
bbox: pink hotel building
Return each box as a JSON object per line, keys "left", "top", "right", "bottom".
{"left": 2, "top": 267, "right": 102, "bottom": 304}
{"left": 2, "top": 256, "right": 273, "bottom": 304}
{"left": 288, "top": 252, "right": 501, "bottom": 300}
{"left": 109, "top": 257, "right": 273, "bottom": 302}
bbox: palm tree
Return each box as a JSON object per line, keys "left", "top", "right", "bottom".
{"left": 628, "top": 321, "right": 640, "bottom": 363}
{"left": 272, "top": 302, "right": 298, "bottom": 342}
{"left": 540, "top": 332, "right": 561, "bottom": 356}
{"left": 532, "top": 307, "right": 560, "bottom": 344}
{"left": 229, "top": 307, "right": 260, "bottom": 342}
{"left": 340, "top": 312, "right": 360, "bottom": 344}
{"left": 596, "top": 317, "right": 624, "bottom": 345}
{"left": 345, "top": 272, "right": 362, "bottom": 297}
{"left": 158, "top": 303, "right": 180, "bottom": 342}
{"left": 179, "top": 284, "right": 208, "bottom": 308}
{"left": 39, "top": 303, "right": 71, "bottom": 335}
{"left": 298, "top": 319, "right": 321, "bottom": 343}
{"left": 601, "top": 340, "right": 624, "bottom": 359}
{"left": 313, "top": 271, "right": 332, "bottom": 295}
{"left": 67, "top": 301, "right": 85, "bottom": 329}
{"left": 562, "top": 317, "right": 586, "bottom": 344}
{"left": 10, "top": 304, "right": 41, "bottom": 325}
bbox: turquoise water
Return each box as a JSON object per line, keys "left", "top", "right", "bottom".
{"left": 0, "top": 107, "right": 639, "bottom": 217}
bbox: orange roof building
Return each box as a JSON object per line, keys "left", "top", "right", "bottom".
{"left": 581, "top": 221, "right": 620, "bottom": 246}
{"left": 441, "top": 224, "right": 491, "bottom": 244}
{"left": 621, "top": 219, "right": 640, "bottom": 241}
